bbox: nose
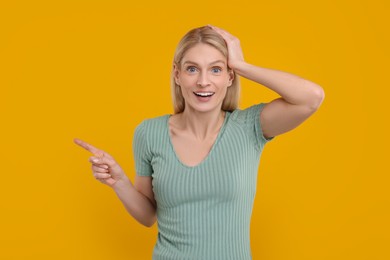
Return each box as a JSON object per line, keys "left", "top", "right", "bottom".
{"left": 197, "top": 71, "right": 211, "bottom": 87}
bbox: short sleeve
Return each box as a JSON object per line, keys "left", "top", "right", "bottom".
{"left": 132, "top": 120, "right": 153, "bottom": 177}
{"left": 230, "top": 102, "right": 275, "bottom": 151}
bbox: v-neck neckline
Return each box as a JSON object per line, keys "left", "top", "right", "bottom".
{"left": 165, "top": 111, "right": 230, "bottom": 169}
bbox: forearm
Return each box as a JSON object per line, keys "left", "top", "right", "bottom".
{"left": 233, "top": 61, "right": 324, "bottom": 108}
{"left": 112, "top": 177, "right": 157, "bottom": 227}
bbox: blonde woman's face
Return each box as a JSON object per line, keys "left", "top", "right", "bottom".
{"left": 174, "top": 43, "right": 233, "bottom": 114}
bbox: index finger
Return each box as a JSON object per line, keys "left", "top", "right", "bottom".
{"left": 73, "top": 138, "right": 104, "bottom": 157}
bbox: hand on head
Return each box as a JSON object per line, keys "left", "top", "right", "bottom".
{"left": 207, "top": 24, "right": 245, "bottom": 71}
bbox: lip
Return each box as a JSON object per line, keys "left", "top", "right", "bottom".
{"left": 193, "top": 91, "right": 215, "bottom": 96}
{"left": 193, "top": 92, "right": 214, "bottom": 102}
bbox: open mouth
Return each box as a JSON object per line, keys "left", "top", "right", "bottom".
{"left": 193, "top": 92, "right": 215, "bottom": 97}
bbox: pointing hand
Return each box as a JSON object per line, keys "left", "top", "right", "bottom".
{"left": 74, "top": 138, "right": 128, "bottom": 188}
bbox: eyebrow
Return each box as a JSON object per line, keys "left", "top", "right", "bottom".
{"left": 182, "top": 60, "right": 226, "bottom": 66}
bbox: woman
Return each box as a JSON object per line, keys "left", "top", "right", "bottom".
{"left": 74, "top": 25, "right": 324, "bottom": 259}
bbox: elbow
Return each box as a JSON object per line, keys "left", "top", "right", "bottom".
{"left": 307, "top": 84, "right": 325, "bottom": 111}
{"left": 143, "top": 214, "right": 157, "bottom": 228}
{"left": 145, "top": 219, "right": 156, "bottom": 228}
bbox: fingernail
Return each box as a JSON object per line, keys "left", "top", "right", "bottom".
{"left": 92, "top": 158, "right": 99, "bottom": 163}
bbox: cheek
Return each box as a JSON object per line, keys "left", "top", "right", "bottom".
{"left": 178, "top": 74, "right": 195, "bottom": 85}
{"left": 179, "top": 83, "right": 193, "bottom": 97}
{"left": 215, "top": 77, "right": 230, "bottom": 88}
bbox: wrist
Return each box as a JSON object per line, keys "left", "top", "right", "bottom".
{"left": 112, "top": 176, "right": 133, "bottom": 191}
{"left": 230, "top": 60, "right": 247, "bottom": 73}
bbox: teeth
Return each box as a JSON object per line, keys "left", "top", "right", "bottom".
{"left": 195, "top": 92, "right": 214, "bottom": 97}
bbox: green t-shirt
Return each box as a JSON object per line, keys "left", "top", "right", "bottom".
{"left": 133, "top": 102, "right": 274, "bottom": 260}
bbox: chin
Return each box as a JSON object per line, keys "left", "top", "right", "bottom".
{"left": 187, "top": 103, "right": 222, "bottom": 113}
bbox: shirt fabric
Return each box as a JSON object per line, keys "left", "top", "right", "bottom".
{"left": 133, "top": 102, "right": 274, "bottom": 260}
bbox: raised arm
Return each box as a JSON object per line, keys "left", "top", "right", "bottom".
{"left": 233, "top": 63, "right": 324, "bottom": 138}
{"left": 208, "top": 25, "right": 325, "bottom": 138}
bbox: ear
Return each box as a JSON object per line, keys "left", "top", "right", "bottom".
{"left": 227, "top": 69, "right": 234, "bottom": 87}
{"left": 173, "top": 64, "right": 180, "bottom": 85}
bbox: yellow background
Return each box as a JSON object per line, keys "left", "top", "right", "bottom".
{"left": 1, "top": 0, "right": 388, "bottom": 259}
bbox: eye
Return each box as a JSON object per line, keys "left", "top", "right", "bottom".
{"left": 211, "top": 67, "right": 222, "bottom": 74}
{"left": 186, "top": 66, "right": 197, "bottom": 73}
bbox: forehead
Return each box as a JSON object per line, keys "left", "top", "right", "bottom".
{"left": 182, "top": 43, "right": 226, "bottom": 65}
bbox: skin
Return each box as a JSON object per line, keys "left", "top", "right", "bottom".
{"left": 206, "top": 24, "right": 325, "bottom": 139}
{"left": 74, "top": 24, "right": 325, "bottom": 227}
{"left": 73, "top": 138, "right": 157, "bottom": 227}
{"left": 169, "top": 42, "right": 234, "bottom": 166}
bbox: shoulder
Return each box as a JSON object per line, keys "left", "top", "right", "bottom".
{"left": 136, "top": 114, "right": 168, "bottom": 129}
{"left": 134, "top": 114, "right": 169, "bottom": 141}
{"left": 230, "top": 103, "right": 267, "bottom": 123}
{"left": 228, "top": 102, "right": 274, "bottom": 148}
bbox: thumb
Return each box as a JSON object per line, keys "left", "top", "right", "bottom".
{"left": 90, "top": 154, "right": 114, "bottom": 166}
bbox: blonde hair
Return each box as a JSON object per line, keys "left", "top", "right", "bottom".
{"left": 170, "top": 26, "right": 240, "bottom": 114}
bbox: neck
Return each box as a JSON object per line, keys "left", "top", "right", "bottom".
{"left": 179, "top": 107, "right": 226, "bottom": 140}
